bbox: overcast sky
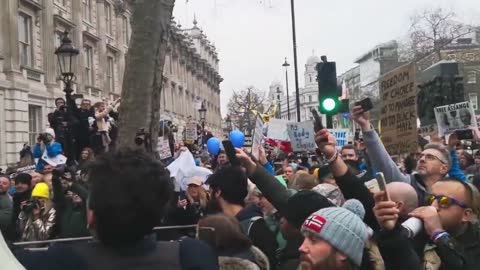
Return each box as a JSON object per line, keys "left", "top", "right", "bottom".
{"left": 173, "top": 0, "right": 480, "bottom": 116}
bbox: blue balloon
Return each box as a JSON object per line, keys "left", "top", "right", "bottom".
{"left": 229, "top": 130, "right": 245, "bottom": 148}
{"left": 207, "top": 137, "right": 221, "bottom": 155}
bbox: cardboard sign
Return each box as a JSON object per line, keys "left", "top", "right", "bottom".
{"left": 185, "top": 122, "right": 197, "bottom": 143}
{"left": 329, "top": 129, "right": 349, "bottom": 148}
{"left": 379, "top": 63, "right": 418, "bottom": 155}
{"left": 434, "top": 101, "right": 477, "bottom": 136}
{"left": 157, "top": 137, "right": 172, "bottom": 160}
{"left": 41, "top": 150, "right": 67, "bottom": 167}
{"left": 287, "top": 121, "right": 316, "bottom": 152}
{"left": 267, "top": 119, "right": 291, "bottom": 141}
{"left": 251, "top": 116, "right": 265, "bottom": 159}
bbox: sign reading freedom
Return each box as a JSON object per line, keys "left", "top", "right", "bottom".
{"left": 379, "top": 63, "right": 418, "bottom": 155}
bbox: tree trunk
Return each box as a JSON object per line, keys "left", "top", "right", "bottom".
{"left": 117, "top": 0, "right": 175, "bottom": 153}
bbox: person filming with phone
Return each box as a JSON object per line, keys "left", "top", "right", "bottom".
{"left": 374, "top": 180, "right": 480, "bottom": 270}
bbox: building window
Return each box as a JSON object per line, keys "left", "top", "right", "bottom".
{"left": 18, "top": 14, "right": 33, "bottom": 67}
{"left": 28, "top": 105, "right": 42, "bottom": 146}
{"left": 84, "top": 46, "right": 94, "bottom": 85}
{"left": 105, "top": 2, "right": 112, "bottom": 35}
{"left": 106, "top": 56, "right": 115, "bottom": 92}
{"left": 122, "top": 16, "right": 129, "bottom": 45}
{"left": 309, "top": 95, "right": 312, "bottom": 102}
{"left": 467, "top": 71, "right": 477, "bottom": 84}
{"left": 82, "top": 0, "right": 92, "bottom": 22}
{"left": 54, "top": 32, "right": 63, "bottom": 74}
{"left": 469, "top": 93, "right": 478, "bottom": 110}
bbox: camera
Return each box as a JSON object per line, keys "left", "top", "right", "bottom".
{"left": 22, "top": 199, "right": 40, "bottom": 213}
{"left": 37, "top": 133, "right": 53, "bottom": 145}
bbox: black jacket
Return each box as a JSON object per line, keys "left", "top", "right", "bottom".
{"left": 15, "top": 237, "right": 218, "bottom": 270}
{"left": 236, "top": 204, "right": 278, "bottom": 269}
{"left": 377, "top": 223, "right": 480, "bottom": 270}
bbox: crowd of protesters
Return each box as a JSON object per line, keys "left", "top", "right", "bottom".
{"left": 0, "top": 101, "right": 479, "bottom": 270}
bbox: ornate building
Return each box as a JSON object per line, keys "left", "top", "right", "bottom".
{"left": 0, "top": 0, "right": 222, "bottom": 167}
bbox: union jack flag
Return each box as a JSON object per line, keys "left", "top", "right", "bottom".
{"left": 303, "top": 215, "right": 327, "bottom": 234}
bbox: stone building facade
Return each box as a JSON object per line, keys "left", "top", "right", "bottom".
{"left": 0, "top": 0, "right": 222, "bottom": 167}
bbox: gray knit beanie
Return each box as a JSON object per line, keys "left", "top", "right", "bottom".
{"left": 301, "top": 207, "right": 368, "bottom": 267}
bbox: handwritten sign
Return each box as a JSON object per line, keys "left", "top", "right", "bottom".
{"left": 185, "top": 122, "right": 197, "bottom": 143}
{"left": 252, "top": 116, "right": 264, "bottom": 159}
{"left": 379, "top": 63, "right": 418, "bottom": 155}
{"left": 157, "top": 137, "right": 172, "bottom": 160}
{"left": 329, "top": 129, "right": 349, "bottom": 148}
{"left": 287, "top": 121, "right": 316, "bottom": 152}
{"left": 434, "top": 101, "right": 477, "bottom": 136}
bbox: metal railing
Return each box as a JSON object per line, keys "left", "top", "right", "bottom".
{"left": 13, "top": 224, "right": 197, "bottom": 247}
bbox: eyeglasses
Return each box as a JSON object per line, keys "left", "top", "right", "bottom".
{"left": 418, "top": 153, "right": 447, "bottom": 164}
{"left": 426, "top": 194, "right": 468, "bottom": 209}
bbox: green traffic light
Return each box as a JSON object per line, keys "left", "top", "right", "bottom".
{"left": 322, "top": 98, "right": 336, "bottom": 111}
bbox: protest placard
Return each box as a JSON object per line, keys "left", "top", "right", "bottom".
{"left": 434, "top": 101, "right": 477, "bottom": 136}
{"left": 185, "top": 122, "right": 197, "bottom": 143}
{"left": 267, "top": 119, "right": 291, "bottom": 141}
{"left": 157, "top": 137, "right": 172, "bottom": 160}
{"left": 329, "top": 129, "right": 349, "bottom": 148}
{"left": 252, "top": 116, "right": 264, "bottom": 159}
{"left": 287, "top": 121, "right": 316, "bottom": 152}
{"left": 379, "top": 63, "right": 418, "bottom": 155}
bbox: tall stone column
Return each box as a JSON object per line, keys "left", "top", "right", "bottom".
{"left": 96, "top": 0, "right": 108, "bottom": 97}
{"left": 0, "top": 0, "right": 20, "bottom": 74}
{"left": 71, "top": 0, "right": 85, "bottom": 93}
{"left": 114, "top": 6, "right": 126, "bottom": 95}
{"left": 42, "top": 0, "right": 57, "bottom": 90}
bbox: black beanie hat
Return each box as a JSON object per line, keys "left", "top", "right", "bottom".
{"left": 282, "top": 190, "right": 334, "bottom": 229}
{"left": 14, "top": 173, "right": 32, "bottom": 186}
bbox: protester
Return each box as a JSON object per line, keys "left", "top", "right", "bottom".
{"left": 299, "top": 207, "right": 368, "bottom": 270}
{"left": 52, "top": 168, "right": 89, "bottom": 238}
{"left": 290, "top": 171, "right": 318, "bottom": 191}
{"left": 235, "top": 149, "right": 334, "bottom": 270}
{"left": 32, "top": 129, "right": 64, "bottom": 173}
{"left": 91, "top": 101, "right": 114, "bottom": 154}
{"left": 352, "top": 105, "right": 466, "bottom": 203}
{"left": 216, "top": 151, "right": 230, "bottom": 169}
{"left": 374, "top": 180, "right": 480, "bottom": 269}
{"left": 15, "top": 148, "right": 218, "bottom": 270}
{"left": 0, "top": 176, "right": 12, "bottom": 234}
{"left": 198, "top": 214, "right": 270, "bottom": 270}
{"left": 67, "top": 97, "right": 94, "bottom": 160}
{"left": 459, "top": 150, "right": 475, "bottom": 171}
{"left": 48, "top": 97, "right": 76, "bottom": 161}
{"left": 284, "top": 165, "right": 296, "bottom": 186}
{"left": 78, "top": 147, "right": 95, "bottom": 170}
{"left": 206, "top": 166, "right": 278, "bottom": 268}
{"left": 7, "top": 173, "right": 33, "bottom": 241}
{"left": 18, "top": 182, "right": 56, "bottom": 241}
{"left": 172, "top": 177, "right": 208, "bottom": 225}
{"left": 29, "top": 172, "right": 42, "bottom": 188}
{"left": 466, "top": 151, "right": 480, "bottom": 176}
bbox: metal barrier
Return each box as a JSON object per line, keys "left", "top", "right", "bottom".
{"left": 13, "top": 224, "right": 197, "bottom": 247}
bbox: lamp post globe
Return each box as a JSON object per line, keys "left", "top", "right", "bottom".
{"left": 54, "top": 31, "right": 79, "bottom": 94}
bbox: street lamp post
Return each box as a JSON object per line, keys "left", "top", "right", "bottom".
{"left": 55, "top": 31, "right": 79, "bottom": 96}
{"left": 54, "top": 31, "right": 79, "bottom": 163}
{"left": 226, "top": 115, "right": 232, "bottom": 134}
{"left": 198, "top": 102, "right": 207, "bottom": 147}
{"left": 289, "top": 0, "right": 301, "bottom": 122}
{"left": 282, "top": 57, "right": 291, "bottom": 120}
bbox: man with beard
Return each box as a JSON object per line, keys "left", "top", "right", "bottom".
{"left": 206, "top": 166, "right": 278, "bottom": 268}
{"left": 52, "top": 168, "right": 89, "bottom": 238}
{"left": 299, "top": 207, "right": 367, "bottom": 270}
{"left": 340, "top": 144, "right": 373, "bottom": 182}
{"left": 48, "top": 97, "right": 77, "bottom": 163}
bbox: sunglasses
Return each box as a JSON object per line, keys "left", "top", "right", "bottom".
{"left": 418, "top": 153, "right": 447, "bottom": 164}
{"left": 426, "top": 194, "right": 468, "bottom": 209}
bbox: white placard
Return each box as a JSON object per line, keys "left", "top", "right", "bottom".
{"left": 252, "top": 116, "right": 265, "bottom": 159}
{"left": 41, "top": 150, "right": 67, "bottom": 167}
{"left": 287, "top": 121, "right": 317, "bottom": 152}
{"left": 185, "top": 122, "right": 197, "bottom": 142}
{"left": 434, "top": 101, "right": 477, "bottom": 136}
{"left": 157, "top": 137, "right": 172, "bottom": 160}
{"left": 266, "top": 119, "right": 292, "bottom": 141}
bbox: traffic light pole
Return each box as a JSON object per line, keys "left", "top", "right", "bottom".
{"left": 326, "top": 114, "right": 333, "bottom": 129}
{"left": 289, "top": 0, "right": 301, "bottom": 122}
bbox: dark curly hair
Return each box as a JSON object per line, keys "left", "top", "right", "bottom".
{"left": 86, "top": 148, "right": 173, "bottom": 247}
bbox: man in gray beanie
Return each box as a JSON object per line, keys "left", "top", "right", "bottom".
{"left": 299, "top": 207, "right": 368, "bottom": 270}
